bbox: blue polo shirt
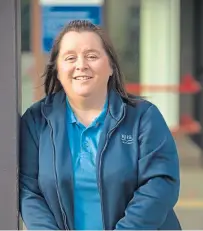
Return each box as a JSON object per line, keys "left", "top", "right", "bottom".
{"left": 66, "top": 98, "right": 108, "bottom": 230}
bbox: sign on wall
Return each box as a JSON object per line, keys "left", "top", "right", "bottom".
{"left": 40, "top": 0, "right": 104, "bottom": 53}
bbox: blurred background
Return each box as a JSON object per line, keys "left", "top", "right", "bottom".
{"left": 21, "top": 0, "right": 203, "bottom": 229}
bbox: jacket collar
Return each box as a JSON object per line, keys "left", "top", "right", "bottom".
{"left": 108, "top": 89, "right": 125, "bottom": 121}
{"left": 41, "top": 89, "right": 66, "bottom": 120}
{"left": 41, "top": 89, "right": 126, "bottom": 122}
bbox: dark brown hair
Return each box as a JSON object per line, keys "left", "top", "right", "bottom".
{"left": 43, "top": 20, "right": 136, "bottom": 105}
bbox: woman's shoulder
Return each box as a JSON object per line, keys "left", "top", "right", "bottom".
{"left": 126, "top": 95, "right": 167, "bottom": 127}
{"left": 22, "top": 97, "right": 45, "bottom": 119}
{"left": 21, "top": 93, "right": 55, "bottom": 126}
{"left": 126, "top": 94, "right": 156, "bottom": 114}
{"left": 22, "top": 92, "right": 58, "bottom": 119}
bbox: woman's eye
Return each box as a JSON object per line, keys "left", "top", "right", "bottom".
{"left": 64, "top": 56, "right": 76, "bottom": 62}
{"left": 87, "top": 55, "right": 97, "bottom": 60}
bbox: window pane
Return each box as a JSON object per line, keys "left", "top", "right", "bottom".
{"left": 106, "top": 0, "right": 140, "bottom": 83}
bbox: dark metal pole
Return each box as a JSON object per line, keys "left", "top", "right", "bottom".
{"left": 0, "top": 0, "right": 21, "bottom": 229}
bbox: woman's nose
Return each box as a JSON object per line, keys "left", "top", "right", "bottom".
{"left": 75, "top": 57, "right": 88, "bottom": 71}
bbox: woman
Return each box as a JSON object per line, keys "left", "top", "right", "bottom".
{"left": 20, "top": 20, "right": 181, "bottom": 230}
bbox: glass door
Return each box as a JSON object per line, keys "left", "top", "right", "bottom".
{"left": 105, "top": 0, "right": 141, "bottom": 83}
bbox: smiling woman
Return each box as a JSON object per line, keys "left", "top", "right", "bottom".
{"left": 57, "top": 31, "right": 112, "bottom": 102}
{"left": 19, "top": 20, "right": 181, "bottom": 230}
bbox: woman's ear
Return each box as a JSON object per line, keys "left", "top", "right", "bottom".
{"left": 109, "top": 66, "right": 113, "bottom": 77}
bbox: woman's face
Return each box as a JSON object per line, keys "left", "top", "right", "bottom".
{"left": 57, "top": 31, "right": 113, "bottom": 99}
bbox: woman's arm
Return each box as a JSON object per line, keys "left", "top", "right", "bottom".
{"left": 115, "top": 104, "right": 180, "bottom": 230}
{"left": 20, "top": 109, "right": 60, "bottom": 230}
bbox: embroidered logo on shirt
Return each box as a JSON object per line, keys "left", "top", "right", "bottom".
{"left": 121, "top": 134, "right": 134, "bottom": 144}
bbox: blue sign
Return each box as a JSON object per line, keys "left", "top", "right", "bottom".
{"left": 41, "top": 5, "right": 103, "bottom": 53}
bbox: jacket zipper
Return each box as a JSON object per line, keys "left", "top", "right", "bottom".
{"left": 98, "top": 108, "right": 126, "bottom": 230}
{"left": 48, "top": 120, "right": 69, "bottom": 230}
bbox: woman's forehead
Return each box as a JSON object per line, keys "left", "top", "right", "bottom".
{"left": 60, "top": 31, "right": 104, "bottom": 49}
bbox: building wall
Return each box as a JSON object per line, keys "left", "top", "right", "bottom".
{"left": 179, "top": 0, "right": 195, "bottom": 120}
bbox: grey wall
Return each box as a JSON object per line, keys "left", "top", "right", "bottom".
{"left": 0, "top": 0, "right": 21, "bottom": 229}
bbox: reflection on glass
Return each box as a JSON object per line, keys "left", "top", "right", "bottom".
{"left": 106, "top": 0, "right": 140, "bottom": 83}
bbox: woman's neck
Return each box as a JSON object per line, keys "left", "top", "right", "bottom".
{"left": 66, "top": 92, "right": 107, "bottom": 126}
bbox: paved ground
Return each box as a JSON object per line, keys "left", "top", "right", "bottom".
{"left": 21, "top": 53, "right": 203, "bottom": 229}
{"left": 174, "top": 135, "right": 203, "bottom": 229}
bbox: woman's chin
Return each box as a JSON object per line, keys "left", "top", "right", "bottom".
{"left": 73, "top": 89, "right": 93, "bottom": 98}
{"left": 71, "top": 83, "right": 96, "bottom": 97}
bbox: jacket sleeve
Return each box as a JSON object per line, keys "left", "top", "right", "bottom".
{"left": 115, "top": 104, "right": 180, "bottom": 230}
{"left": 19, "top": 109, "right": 60, "bottom": 230}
